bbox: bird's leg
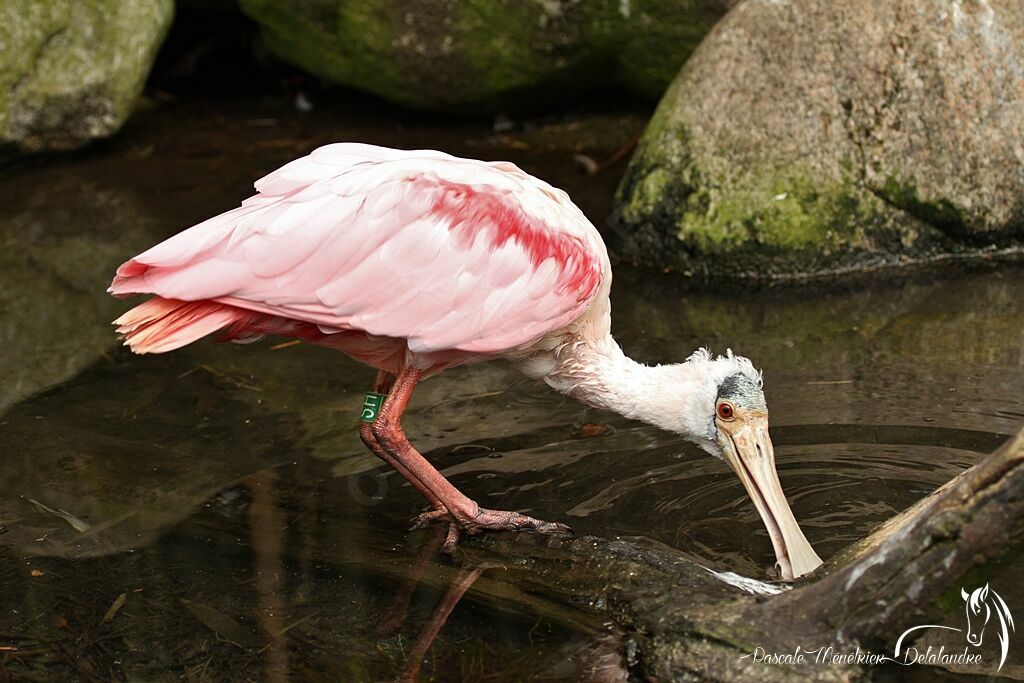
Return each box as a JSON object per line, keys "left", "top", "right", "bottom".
{"left": 371, "top": 369, "right": 394, "bottom": 394}
{"left": 359, "top": 370, "right": 448, "bottom": 518}
{"left": 371, "top": 367, "right": 571, "bottom": 551}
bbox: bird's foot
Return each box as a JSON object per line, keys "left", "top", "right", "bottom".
{"left": 459, "top": 507, "right": 573, "bottom": 537}
{"left": 412, "top": 506, "right": 572, "bottom": 553}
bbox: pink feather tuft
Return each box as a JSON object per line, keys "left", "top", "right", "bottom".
{"left": 113, "top": 297, "right": 250, "bottom": 354}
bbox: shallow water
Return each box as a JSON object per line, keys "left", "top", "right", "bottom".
{"left": 1, "top": 93, "right": 1022, "bottom": 681}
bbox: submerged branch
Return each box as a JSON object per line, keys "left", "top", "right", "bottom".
{"left": 455, "top": 428, "right": 1024, "bottom": 681}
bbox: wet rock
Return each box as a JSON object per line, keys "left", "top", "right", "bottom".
{"left": 612, "top": 0, "right": 1024, "bottom": 280}
{"left": 237, "top": 0, "right": 733, "bottom": 110}
{"left": 0, "top": 0, "right": 173, "bottom": 158}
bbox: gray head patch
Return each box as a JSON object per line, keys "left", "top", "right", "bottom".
{"left": 717, "top": 373, "right": 767, "bottom": 411}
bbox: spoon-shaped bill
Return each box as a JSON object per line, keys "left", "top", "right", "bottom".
{"left": 719, "top": 419, "right": 822, "bottom": 580}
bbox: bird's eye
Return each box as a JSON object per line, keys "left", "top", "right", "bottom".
{"left": 717, "top": 402, "right": 735, "bottom": 420}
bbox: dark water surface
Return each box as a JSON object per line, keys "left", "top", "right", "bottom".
{"left": 1, "top": 94, "right": 1022, "bottom": 681}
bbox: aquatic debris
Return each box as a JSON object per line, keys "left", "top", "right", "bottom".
{"left": 176, "top": 364, "right": 262, "bottom": 392}
{"left": 572, "top": 154, "right": 599, "bottom": 175}
{"left": 572, "top": 423, "right": 611, "bottom": 439}
{"left": 102, "top": 594, "right": 127, "bottom": 624}
{"left": 181, "top": 600, "right": 259, "bottom": 649}
{"left": 76, "top": 510, "right": 137, "bottom": 539}
{"left": 27, "top": 499, "right": 90, "bottom": 533}
{"left": 592, "top": 130, "right": 641, "bottom": 174}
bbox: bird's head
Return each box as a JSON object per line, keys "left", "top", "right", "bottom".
{"left": 675, "top": 349, "right": 822, "bottom": 581}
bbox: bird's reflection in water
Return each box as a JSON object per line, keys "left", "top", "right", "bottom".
{"left": 377, "top": 525, "right": 449, "bottom": 639}
{"left": 377, "top": 526, "right": 629, "bottom": 683}
{"left": 375, "top": 525, "right": 490, "bottom": 682}
{"left": 396, "top": 564, "right": 487, "bottom": 682}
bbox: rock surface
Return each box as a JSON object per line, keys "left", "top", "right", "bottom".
{"left": 237, "top": 0, "right": 733, "bottom": 110}
{"left": 0, "top": 0, "right": 173, "bottom": 157}
{"left": 612, "top": 0, "right": 1024, "bottom": 280}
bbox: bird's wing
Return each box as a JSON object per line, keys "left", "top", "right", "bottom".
{"left": 110, "top": 143, "right": 608, "bottom": 354}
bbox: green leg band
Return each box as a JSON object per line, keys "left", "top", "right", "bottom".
{"left": 360, "top": 392, "right": 387, "bottom": 423}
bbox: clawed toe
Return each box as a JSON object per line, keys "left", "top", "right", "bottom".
{"left": 533, "top": 520, "right": 573, "bottom": 535}
{"left": 409, "top": 508, "right": 450, "bottom": 530}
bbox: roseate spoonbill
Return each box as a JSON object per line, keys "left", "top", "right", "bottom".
{"left": 108, "top": 143, "right": 823, "bottom": 580}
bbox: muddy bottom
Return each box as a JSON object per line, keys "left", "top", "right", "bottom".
{"left": 1, "top": 91, "right": 1022, "bottom": 681}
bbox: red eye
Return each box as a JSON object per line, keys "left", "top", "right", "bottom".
{"left": 717, "top": 402, "right": 734, "bottom": 420}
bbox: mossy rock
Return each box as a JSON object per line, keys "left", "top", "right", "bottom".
{"left": 0, "top": 0, "right": 173, "bottom": 158}
{"left": 237, "top": 0, "right": 733, "bottom": 111}
{"left": 612, "top": 0, "right": 1024, "bottom": 280}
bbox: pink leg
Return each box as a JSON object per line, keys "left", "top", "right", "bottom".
{"left": 359, "top": 371, "right": 449, "bottom": 517}
{"left": 371, "top": 368, "right": 571, "bottom": 551}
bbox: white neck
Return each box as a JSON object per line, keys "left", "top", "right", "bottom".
{"left": 541, "top": 333, "right": 719, "bottom": 443}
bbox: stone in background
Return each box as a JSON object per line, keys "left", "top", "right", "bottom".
{"left": 0, "top": 0, "right": 173, "bottom": 158}
{"left": 237, "top": 0, "right": 734, "bottom": 110}
{"left": 612, "top": 0, "right": 1024, "bottom": 279}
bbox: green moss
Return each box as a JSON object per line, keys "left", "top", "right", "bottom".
{"left": 628, "top": 167, "right": 674, "bottom": 216}
{"left": 623, "top": 126, "right": 872, "bottom": 253}
{"left": 677, "top": 175, "right": 873, "bottom": 251}
{"left": 455, "top": 2, "right": 557, "bottom": 98}
{"left": 239, "top": 0, "right": 410, "bottom": 105}
{"left": 615, "top": 104, "right": 701, "bottom": 221}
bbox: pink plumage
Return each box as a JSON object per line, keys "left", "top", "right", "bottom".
{"left": 110, "top": 143, "right": 608, "bottom": 372}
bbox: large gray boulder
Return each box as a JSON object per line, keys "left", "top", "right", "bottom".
{"left": 238, "top": 0, "right": 733, "bottom": 110}
{"left": 612, "top": 0, "right": 1024, "bottom": 280}
{"left": 0, "top": 0, "right": 173, "bottom": 157}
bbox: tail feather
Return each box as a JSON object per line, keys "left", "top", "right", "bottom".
{"left": 114, "top": 297, "right": 250, "bottom": 354}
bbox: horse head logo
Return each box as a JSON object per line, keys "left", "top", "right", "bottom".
{"left": 961, "top": 584, "right": 1014, "bottom": 665}
{"left": 962, "top": 585, "right": 991, "bottom": 646}
{"left": 895, "top": 583, "right": 1015, "bottom": 671}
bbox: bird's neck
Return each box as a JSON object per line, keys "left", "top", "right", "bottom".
{"left": 544, "top": 334, "right": 706, "bottom": 436}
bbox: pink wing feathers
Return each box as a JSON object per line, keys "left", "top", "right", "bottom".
{"left": 110, "top": 143, "right": 607, "bottom": 358}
